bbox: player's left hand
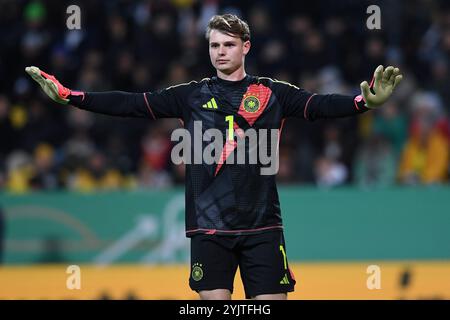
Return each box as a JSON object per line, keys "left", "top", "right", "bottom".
{"left": 360, "top": 65, "right": 403, "bottom": 109}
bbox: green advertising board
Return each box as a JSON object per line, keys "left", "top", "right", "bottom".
{"left": 1, "top": 186, "right": 449, "bottom": 264}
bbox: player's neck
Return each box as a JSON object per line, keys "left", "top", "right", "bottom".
{"left": 216, "top": 67, "right": 246, "bottom": 82}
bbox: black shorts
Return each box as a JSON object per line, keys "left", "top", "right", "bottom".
{"left": 189, "top": 230, "right": 296, "bottom": 299}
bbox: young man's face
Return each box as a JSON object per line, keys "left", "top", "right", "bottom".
{"left": 209, "top": 29, "right": 250, "bottom": 75}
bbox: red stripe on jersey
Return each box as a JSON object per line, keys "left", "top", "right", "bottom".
{"left": 215, "top": 83, "right": 273, "bottom": 176}
{"left": 238, "top": 83, "right": 272, "bottom": 126}
{"left": 71, "top": 90, "right": 85, "bottom": 101}
{"left": 143, "top": 93, "right": 156, "bottom": 119}
{"left": 214, "top": 139, "right": 237, "bottom": 176}
{"left": 304, "top": 93, "right": 317, "bottom": 120}
{"left": 186, "top": 224, "right": 283, "bottom": 235}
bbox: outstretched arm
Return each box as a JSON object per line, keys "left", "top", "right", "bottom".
{"left": 280, "top": 65, "right": 403, "bottom": 121}
{"left": 25, "top": 66, "right": 155, "bottom": 118}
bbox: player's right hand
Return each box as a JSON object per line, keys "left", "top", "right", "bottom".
{"left": 25, "top": 66, "right": 71, "bottom": 104}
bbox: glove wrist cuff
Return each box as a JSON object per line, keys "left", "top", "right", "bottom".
{"left": 354, "top": 95, "right": 371, "bottom": 111}
{"left": 68, "top": 91, "right": 86, "bottom": 105}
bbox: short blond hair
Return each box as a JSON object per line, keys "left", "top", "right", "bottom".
{"left": 205, "top": 14, "right": 250, "bottom": 42}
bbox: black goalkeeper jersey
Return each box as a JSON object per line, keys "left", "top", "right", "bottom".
{"left": 70, "top": 75, "right": 370, "bottom": 237}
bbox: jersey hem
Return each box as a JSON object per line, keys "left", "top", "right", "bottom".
{"left": 185, "top": 225, "right": 284, "bottom": 237}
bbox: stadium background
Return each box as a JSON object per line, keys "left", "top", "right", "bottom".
{"left": 0, "top": 0, "right": 449, "bottom": 299}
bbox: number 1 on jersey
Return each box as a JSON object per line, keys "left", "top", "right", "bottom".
{"left": 225, "top": 115, "right": 234, "bottom": 141}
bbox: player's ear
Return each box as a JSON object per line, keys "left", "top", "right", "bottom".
{"left": 243, "top": 40, "right": 251, "bottom": 55}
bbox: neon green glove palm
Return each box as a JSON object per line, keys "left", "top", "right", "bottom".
{"left": 25, "top": 66, "right": 71, "bottom": 104}
{"left": 360, "top": 65, "right": 403, "bottom": 109}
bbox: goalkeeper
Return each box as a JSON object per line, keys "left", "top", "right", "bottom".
{"left": 26, "top": 14, "right": 402, "bottom": 300}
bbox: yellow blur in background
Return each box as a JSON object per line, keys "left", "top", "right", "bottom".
{"left": 1, "top": 261, "right": 449, "bottom": 300}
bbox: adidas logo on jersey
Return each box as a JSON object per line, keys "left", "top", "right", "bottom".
{"left": 202, "top": 97, "right": 218, "bottom": 109}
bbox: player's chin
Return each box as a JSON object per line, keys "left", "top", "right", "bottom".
{"left": 215, "top": 64, "right": 238, "bottom": 74}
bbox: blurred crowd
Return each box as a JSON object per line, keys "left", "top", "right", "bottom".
{"left": 0, "top": 0, "right": 449, "bottom": 193}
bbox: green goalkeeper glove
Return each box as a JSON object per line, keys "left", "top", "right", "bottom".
{"left": 25, "top": 66, "right": 72, "bottom": 104}
{"left": 359, "top": 65, "right": 403, "bottom": 109}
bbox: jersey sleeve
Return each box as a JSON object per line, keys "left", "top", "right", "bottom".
{"left": 144, "top": 82, "right": 195, "bottom": 119}
{"left": 69, "top": 82, "right": 195, "bottom": 120}
{"left": 271, "top": 80, "right": 370, "bottom": 121}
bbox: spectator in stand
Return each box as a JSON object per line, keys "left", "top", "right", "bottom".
{"left": 398, "top": 92, "right": 449, "bottom": 185}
